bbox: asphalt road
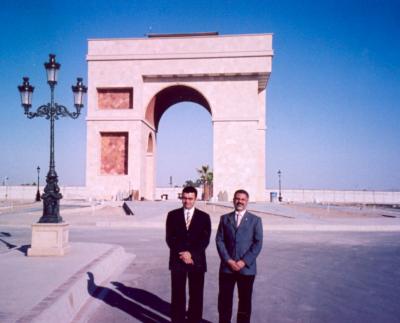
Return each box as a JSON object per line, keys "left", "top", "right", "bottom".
{"left": 4, "top": 226, "right": 398, "bottom": 323}
{"left": 2, "top": 220, "right": 400, "bottom": 322}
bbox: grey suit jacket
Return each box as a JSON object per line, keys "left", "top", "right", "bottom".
{"left": 216, "top": 211, "right": 263, "bottom": 275}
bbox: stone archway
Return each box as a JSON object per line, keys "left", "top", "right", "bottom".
{"left": 86, "top": 33, "right": 273, "bottom": 201}
{"left": 144, "top": 85, "right": 212, "bottom": 200}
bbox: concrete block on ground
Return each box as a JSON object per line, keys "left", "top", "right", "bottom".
{"left": 28, "top": 222, "right": 70, "bottom": 256}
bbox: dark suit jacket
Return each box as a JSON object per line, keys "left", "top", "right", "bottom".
{"left": 166, "top": 207, "right": 211, "bottom": 272}
{"left": 216, "top": 211, "right": 263, "bottom": 275}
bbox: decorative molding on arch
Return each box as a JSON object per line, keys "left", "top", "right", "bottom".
{"left": 143, "top": 72, "right": 270, "bottom": 92}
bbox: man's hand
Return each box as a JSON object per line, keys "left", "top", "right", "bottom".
{"left": 227, "top": 259, "right": 241, "bottom": 271}
{"left": 179, "top": 251, "right": 194, "bottom": 265}
{"left": 236, "top": 260, "right": 246, "bottom": 269}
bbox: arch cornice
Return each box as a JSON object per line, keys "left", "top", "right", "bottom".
{"left": 143, "top": 72, "right": 271, "bottom": 92}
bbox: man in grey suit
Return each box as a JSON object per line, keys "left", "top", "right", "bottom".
{"left": 216, "top": 189, "right": 263, "bottom": 323}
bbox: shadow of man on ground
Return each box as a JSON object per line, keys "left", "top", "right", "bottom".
{"left": 111, "top": 281, "right": 212, "bottom": 323}
{"left": 87, "top": 272, "right": 170, "bottom": 322}
{"left": 111, "top": 281, "right": 171, "bottom": 318}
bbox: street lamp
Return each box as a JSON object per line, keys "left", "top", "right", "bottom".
{"left": 36, "top": 166, "right": 41, "bottom": 202}
{"left": 18, "top": 54, "right": 87, "bottom": 223}
{"left": 4, "top": 176, "right": 8, "bottom": 200}
{"left": 278, "top": 170, "right": 282, "bottom": 202}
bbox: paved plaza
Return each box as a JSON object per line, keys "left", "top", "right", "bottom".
{"left": 1, "top": 200, "right": 400, "bottom": 322}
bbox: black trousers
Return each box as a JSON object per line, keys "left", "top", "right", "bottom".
{"left": 171, "top": 270, "right": 205, "bottom": 323}
{"left": 218, "top": 272, "right": 255, "bottom": 323}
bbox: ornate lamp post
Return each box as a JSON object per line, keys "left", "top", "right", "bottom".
{"left": 18, "top": 54, "right": 87, "bottom": 223}
{"left": 278, "top": 169, "right": 282, "bottom": 202}
{"left": 4, "top": 176, "right": 8, "bottom": 200}
{"left": 35, "top": 166, "right": 41, "bottom": 202}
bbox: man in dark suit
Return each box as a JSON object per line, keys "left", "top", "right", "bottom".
{"left": 216, "top": 189, "right": 263, "bottom": 323}
{"left": 166, "top": 186, "right": 212, "bottom": 323}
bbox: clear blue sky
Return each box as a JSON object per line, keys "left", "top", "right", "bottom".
{"left": 1, "top": 0, "right": 399, "bottom": 190}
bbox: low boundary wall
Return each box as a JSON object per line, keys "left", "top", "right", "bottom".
{"left": 266, "top": 189, "right": 400, "bottom": 205}
{"left": 0, "top": 186, "right": 399, "bottom": 204}
{"left": 0, "top": 186, "right": 90, "bottom": 201}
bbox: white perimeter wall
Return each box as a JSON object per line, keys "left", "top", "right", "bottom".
{"left": 266, "top": 189, "right": 400, "bottom": 204}
{"left": 1, "top": 186, "right": 399, "bottom": 204}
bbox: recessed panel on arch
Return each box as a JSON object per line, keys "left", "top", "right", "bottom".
{"left": 147, "top": 133, "right": 154, "bottom": 153}
{"left": 100, "top": 132, "right": 128, "bottom": 175}
{"left": 97, "top": 88, "right": 133, "bottom": 110}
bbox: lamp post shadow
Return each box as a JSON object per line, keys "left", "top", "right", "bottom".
{"left": 0, "top": 232, "right": 30, "bottom": 255}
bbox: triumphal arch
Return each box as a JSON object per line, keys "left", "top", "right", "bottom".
{"left": 86, "top": 32, "right": 273, "bottom": 201}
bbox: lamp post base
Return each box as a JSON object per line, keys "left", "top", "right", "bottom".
{"left": 35, "top": 189, "right": 41, "bottom": 202}
{"left": 38, "top": 170, "right": 63, "bottom": 223}
{"left": 27, "top": 222, "right": 70, "bottom": 257}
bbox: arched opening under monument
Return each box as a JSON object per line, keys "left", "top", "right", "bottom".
{"left": 145, "top": 85, "right": 212, "bottom": 198}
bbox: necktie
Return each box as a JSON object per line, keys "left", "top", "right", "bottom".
{"left": 236, "top": 213, "right": 240, "bottom": 228}
{"left": 186, "top": 211, "right": 191, "bottom": 229}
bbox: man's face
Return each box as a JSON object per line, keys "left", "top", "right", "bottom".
{"left": 233, "top": 192, "right": 248, "bottom": 212}
{"left": 182, "top": 192, "right": 196, "bottom": 209}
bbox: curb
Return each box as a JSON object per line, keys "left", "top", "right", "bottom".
{"left": 266, "top": 225, "right": 400, "bottom": 232}
{"left": 94, "top": 221, "right": 400, "bottom": 232}
{"left": 15, "top": 243, "right": 135, "bottom": 323}
{"left": 2, "top": 221, "right": 400, "bottom": 232}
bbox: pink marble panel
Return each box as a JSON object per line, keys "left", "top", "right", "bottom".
{"left": 98, "top": 88, "right": 133, "bottom": 109}
{"left": 100, "top": 133, "right": 128, "bottom": 175}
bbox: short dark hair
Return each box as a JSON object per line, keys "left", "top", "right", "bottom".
{"left": 234, "top": 189, "right": 249, "bottom": 199}
{"left": 182, "top": 186, "right": 198, "bottom": 197}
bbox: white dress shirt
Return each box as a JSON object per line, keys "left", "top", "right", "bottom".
{"left": 185, "top": 207, "right": 194, "bottom": 229}
{"left": 236, "top": 209, "right": 246, "bottom": 228}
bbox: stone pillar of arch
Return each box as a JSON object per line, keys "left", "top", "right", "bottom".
{"left": 86, "top": 33, "right": 273, "bottom": 201}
